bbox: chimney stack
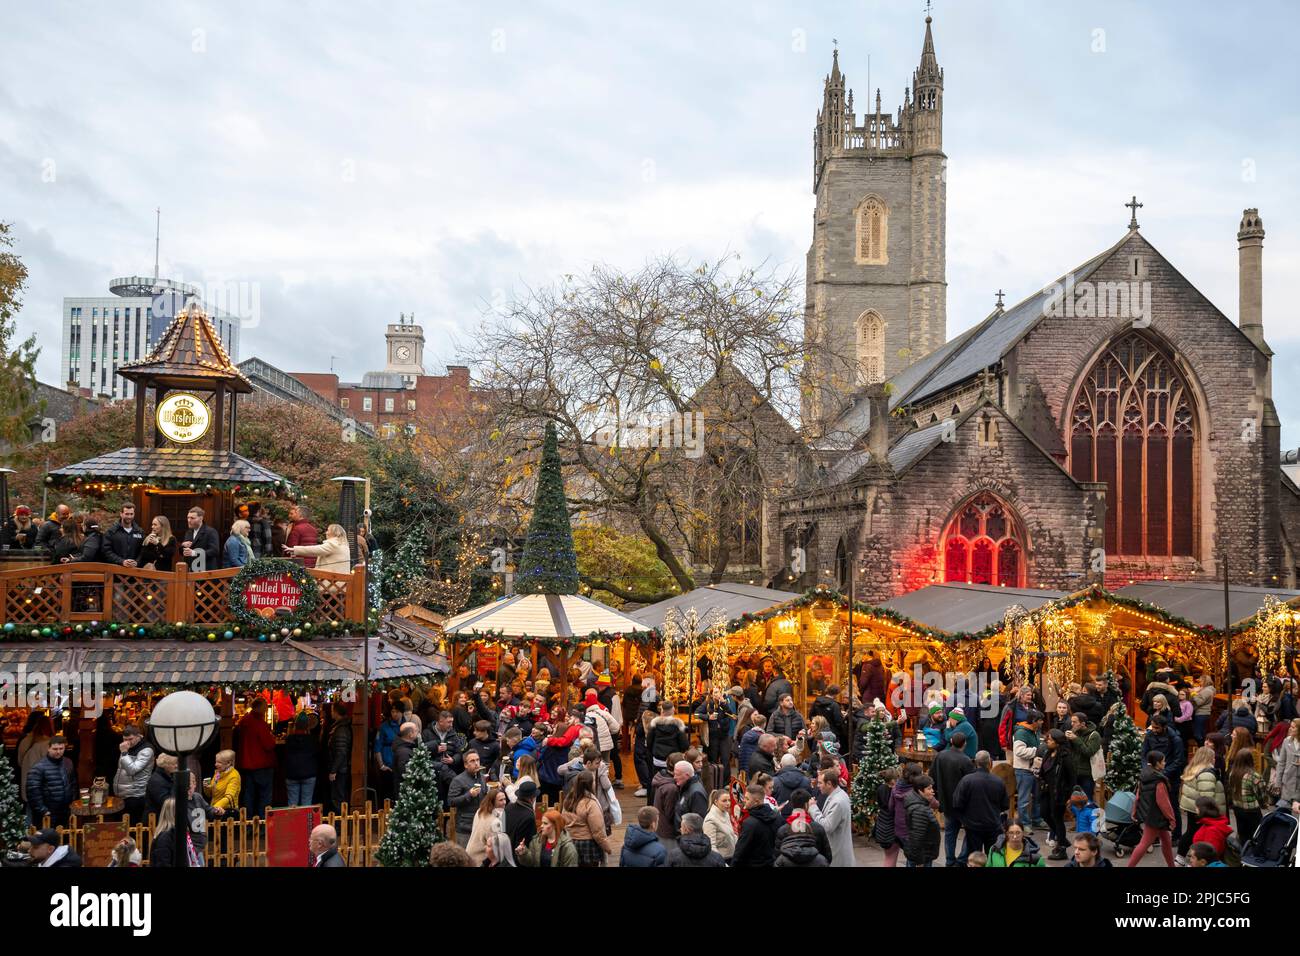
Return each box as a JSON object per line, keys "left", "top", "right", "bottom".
{"left": 1237, "top": 208, "right": 1265, "bottom": 348}
{"left": 864, "top": 383, "right": 890, "bottom": 464}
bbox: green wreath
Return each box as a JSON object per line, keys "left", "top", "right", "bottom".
{"left": 228, "top": 557, "right": 320, "bottom": 635}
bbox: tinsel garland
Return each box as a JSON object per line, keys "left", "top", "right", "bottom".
{"left": 228, "top": 557, "right": 321, "bottom": 630}
{"left": 98, "top": 675, "right": 440, "bottom": 695}
{"left": 0, "top": 617, "right": 373, "bottom": 643}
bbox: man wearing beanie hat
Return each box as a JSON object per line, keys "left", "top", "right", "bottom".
{"left": 943, "top": 707, "right": 979, "bottom": 758}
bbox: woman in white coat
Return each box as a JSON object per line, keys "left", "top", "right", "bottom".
{"left": 284, "top": 523, "right": 351, "bottom": 573}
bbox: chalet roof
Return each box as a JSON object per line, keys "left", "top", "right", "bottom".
{"left": 880, "top": 581, "right": 1069, "bottom": 634}
{"left": 0, "top": 636, "right": 446, "bottom": 688}
{"left": 119, "top": 302, "right": 252, "bottom": 393}
{"left": 47, "top": 446, "right": 294, "bottom": 493}
{"left": 629, "top": 582, "right": 796, "bottom": 632}
{"left": 442, "top": 593, "right": 651, "bottom": 642}
{"left": 1113, "top": 581, "right": 1300, "bottom": 630}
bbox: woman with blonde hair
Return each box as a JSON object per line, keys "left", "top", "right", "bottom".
{"left": 466, "top": 788, "right": 507, "bottom": 865}
{"left": 285, "top": 523, "right": 350, "bottom": 573}
{"left": 223, "top": 519, "right": 253, "bottom": 568}
{"left": 1178, "top": 744, "right": 1225, "bottom": 859}
{"left": 205, "top": 749, "right": 241, "bottom": 817}
{"left": 149, "top": 798, "right": 199, "bottom": 867}
{"left": 138, "top": 515, "right": 176, "bottom": 570}
{"left": 506, "top": 754, "right": 540, "bottom": 802}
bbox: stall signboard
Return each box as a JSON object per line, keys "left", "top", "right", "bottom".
{"left": 242, "top": 573, "right": 303, "bottom": 619}
{"left": 477, "top": 647, "right": 498, "bottom": 677}
{"left": 81, "top": 821, "right": 129, "bottom": 868}
{"left": 266, "top": 805, "right": 322, "bottom": 867}
{"left": 156, "top": 392, "right": 212, "bottom": 444}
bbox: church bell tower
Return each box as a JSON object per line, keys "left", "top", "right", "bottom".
{"left": 803, "top": 15, "right": 948, "bottom": 434}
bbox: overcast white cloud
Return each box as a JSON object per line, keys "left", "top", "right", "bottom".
{"left": 3, "top": 0, "right": 1297, "bottom": 446}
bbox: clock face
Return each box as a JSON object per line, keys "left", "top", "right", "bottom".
{"left": 395, "top": 345, "right": 411, "bottom": 362}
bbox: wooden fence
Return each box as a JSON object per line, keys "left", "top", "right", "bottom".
{"left": 34, "top": 801, "right": 455, "bottom": 867}
{"left": 0, "top": 561, "right": 367, "bottom": 627}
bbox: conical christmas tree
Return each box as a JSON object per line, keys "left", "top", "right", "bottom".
{"left": 515, "top": 421, "right": 579, "bottom": 595}
{"left": 377, "top": 742, "right": 444, "bottom": 867}
{"left": 0, "top": 755, "right": 25, "bottom": 851}
{"left": 1107, "top": 705, "right": 1142, "bottom": 794}
{"left": 851, "top": 716, "right": 899, "bottom": 828}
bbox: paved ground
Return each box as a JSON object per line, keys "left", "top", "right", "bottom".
{"left": 602, "top": 756, "right": 1168, "bottom": 867}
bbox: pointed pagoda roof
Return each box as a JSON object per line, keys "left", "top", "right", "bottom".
{"left": 119, "top": 302, "right": 252, "bottom": 392}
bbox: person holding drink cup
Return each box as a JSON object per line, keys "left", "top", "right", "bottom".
{"left": 448, "top": 751, "right": 489, "bottom": 847}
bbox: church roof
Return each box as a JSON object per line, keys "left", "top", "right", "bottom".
{"left": 890, "top": 237, "right": 1125, "bottom": 408}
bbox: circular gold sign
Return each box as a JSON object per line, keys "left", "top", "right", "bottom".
{"left": 157, "top": 392, "right": 212, "bottom": 444}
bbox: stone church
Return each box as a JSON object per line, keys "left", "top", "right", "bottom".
{"left": 756, "top": 15, "right": 1300, "bottom": 601}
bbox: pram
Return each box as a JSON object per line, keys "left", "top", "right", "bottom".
{"left": 1100, "top": 790, "right": 1144, "bottom": 858}
{"left": 1241, "top": 807, "right": 1298, "bottom": 867}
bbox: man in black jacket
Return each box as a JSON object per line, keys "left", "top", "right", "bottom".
{"left": 448, "top": 751, "right": 487, "bottom": 846}
{"left": 904, "top": 774, "right": 941, "bottom": 868}
{"left": 672, "top": 760, "right": 708, "bottom": 835}
{"left": 27, "top": 828, "right": 82, "bottom": 867}
{"left": 309, "top": 824, "right": 346, "bottom": 867}
{"left": 951, "top": 751, "right": 1008, "bottom": 860}
{"left": 180, "top": 506, "right": 220, "bottom": 571}
{"left": 327, "top": 703, "right": 353, "bottom": 813}
{"left": 810, "top": 685, "right": 848, "bottom": 750}
{"left": 505, "top": 780, "right": 539, "bottom": 848}
{"left": 26, "top": 737, "right": 78, "bottom": 827}
{"left": 931, "top": 731, "right": 975, "bottom": 866}
{"left": 391, "top": 723, "right": 423, "bottom": 796}
{"left": 732, "top": 783, "right": 782, "bottom": 867}
{"left": 746, "top": 733, "right": 778, "bottom": 778}
{"left": 666, "top": 813, "right": 726, "bottom": 867}
{"left": 35, "top": 504, "right": 71, "bottom": 551}
{"left": 101, "top": 503, "right": 145, "bottom": 566}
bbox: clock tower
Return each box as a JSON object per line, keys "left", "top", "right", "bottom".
{"left": 384, "top": 312, "right": 425, "bottom": 387}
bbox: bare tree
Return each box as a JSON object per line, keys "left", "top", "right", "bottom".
{"left": 466, "top": 256, "right": 811, "bottom": 601}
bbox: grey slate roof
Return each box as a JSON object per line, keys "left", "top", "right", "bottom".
{"left": 0, "top": 637, "right": 446, "bottom": 686}
{"left": 47, "top": 447, "right": 292, "bottom": 488}
{"left": 1113, "top": 582, "right": 1300, "bottom": 629}
{"left": 887, "top": 419, "right": 948, "bottom": 474}
{"left": 881, "top": 582, "right": 1067, "bottom": 635}
{"left": 629, "top": 582, "right": 796, "bottom": 632}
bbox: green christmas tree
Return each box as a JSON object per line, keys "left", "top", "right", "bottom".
{"left": 0, "top": 755, "right": 25, "bottom": 851}
{"left": 1107, "top": 705, "right": 1142, "bottom": 794}
{"left": 851, "top": 716, "right": 899, "bottom": 828}
{"left": 515, "top": 421, "right": 579, "bottom": 595}
{"left": 377, "top": 742, "right": 444, "bottom": 867}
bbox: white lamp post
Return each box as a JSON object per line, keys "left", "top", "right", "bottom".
{"left": 148, "top": 691, "right": 219, "bottom": 868}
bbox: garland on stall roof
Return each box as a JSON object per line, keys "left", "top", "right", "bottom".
{"left": 228, "top": 557, "right": 321, "bottom": 631}
{"left": 722, "top": 584, "right": 1233, "bottom": 644}
{"left": 101, "top": 675, "right": 443, "bottom": 696}
{"left": 0, "top": 617, "right": 374, "bottom": 643}
{"left": 45, "top": 474, "right": 299, "bottom": 499}
{"left": 444, "top": 626, "right": 658, "bottom": 648}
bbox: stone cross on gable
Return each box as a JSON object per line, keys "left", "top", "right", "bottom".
{"left": 1126, "top": 195, "right": 1143, "bottom": 229}
{"left": 995, "top": 289, "right": 1005, "bottom": 309}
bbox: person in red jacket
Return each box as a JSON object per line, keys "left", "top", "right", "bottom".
{"left": 1191, "top": 797, "right": 1232, "bottom": 858}
{"left": 236, "top": 697, "right": 278, "bottom": 817}
{"left": 284, "top": 505, "right": 319, "bottom": 568}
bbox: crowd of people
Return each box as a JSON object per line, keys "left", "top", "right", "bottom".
{"left": 1, "top": 500, "right": 367, "bottom": 574}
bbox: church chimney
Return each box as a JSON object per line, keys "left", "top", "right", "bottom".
{"left": 864, "top": 383, "right": 890, "bottom": 464}
{"left": 1237, "top": 208, "right": 1265, "bottom": 348}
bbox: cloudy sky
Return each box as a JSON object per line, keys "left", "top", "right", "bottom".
{"left": 4, "top": 0, "right": 1298, "bottom": 446}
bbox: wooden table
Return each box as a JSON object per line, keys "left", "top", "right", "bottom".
{"left": 69, "top": 796, "right": 124, "bottom": 820}
{"left": 898, "top": 748, "right": 936, "bottom": 770}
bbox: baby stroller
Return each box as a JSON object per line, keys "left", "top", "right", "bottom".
{"left": 1241, "top": 807, "right": 1298, "bottom": 867}
{"left": 1100, "top": 791, "right": 1143, "bottom": 858}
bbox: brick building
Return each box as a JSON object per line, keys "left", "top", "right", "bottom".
{"left": 290, "top": 316, "right": 476, "bottom": 437}
{"left": 751, "top": 16, "right": 1300, "bottom": 601}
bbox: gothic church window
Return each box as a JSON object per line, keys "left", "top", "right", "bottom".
{"left": 941, "top": 492, "right": 1025, "bottom": 587}
{"left": 855, "top": 196, "right": 888, "bottom": 264}
{"left": 1069, "top": 332, "right": 1195, "bottom": 558}
{"left": 856, "top": 311, "right": 885, "bottom": 385}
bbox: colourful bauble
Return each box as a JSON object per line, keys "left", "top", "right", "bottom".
{"left": 3, "top": 622, "right": 14, "bottom": 632}
{"left": 223, "top": 630, "right": 234, "bottom": 640}
{"left": 207, "top": 633, "right": 217, "bottom": 642}
{"left": 280, "top": 627, "right": 290, "bottom": 637}
{"left": 62, "top": 627, "right": 72, "bottom": 636}
{"left": 74, "top": 624, "right": 83, "bottom": 632}
{"left": 258, "top": 634, "right": 268, "bottom": 642}
{"left": 292, "top": 628, "right": 302, "bottom": 638}
{"left": 137, "top": 627, "right": 146, "bottom": 636}
{"left": 41, "top": 627, "right": 52, "bottom": 637}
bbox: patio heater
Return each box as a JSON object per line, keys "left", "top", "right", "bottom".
{"left": 148, "top": 691, "right": 219, "bottom": 868}
{"left": 331, "top": 476, "right": 367, "bottom": 565}
{"left": 0, "top": 467, "right": 14, "bottom": 523}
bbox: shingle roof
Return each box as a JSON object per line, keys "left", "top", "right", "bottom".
{"left": 119, "top": 303, "right": 252, "bottom": 392}
{"left": 47, "top": 447, "right": 291, "bottom": 489}
{"left": 0, "top": 637, "right": 447, "bottom": 687}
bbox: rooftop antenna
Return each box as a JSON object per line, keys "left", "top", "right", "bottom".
{"left": 153, "top": 207, "right": 161, "bottom": 280}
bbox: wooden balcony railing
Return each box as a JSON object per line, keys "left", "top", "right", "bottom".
{"left": 0, "top": 561, "right": 368, "bottom": 628}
